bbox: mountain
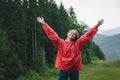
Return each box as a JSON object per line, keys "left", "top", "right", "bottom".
{"left": 94, "top": 34, "right": 109, "bottom": 41}
{"left": 94, "top": 33, "right": 120, "bottom": 60}
{"left": 100, "top": 26, "right": 120, "bottom": 36}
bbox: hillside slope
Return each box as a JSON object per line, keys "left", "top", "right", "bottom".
{"left": 94, "top": 34, "right": 120, "bottom": 60}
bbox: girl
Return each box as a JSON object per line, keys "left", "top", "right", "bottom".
{"left": 37, "top": 17, "right": 104, "bottom": 80}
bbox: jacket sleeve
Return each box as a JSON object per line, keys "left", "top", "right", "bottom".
{"left": 42, "top": 23, "right": 61, "bottom": 48}
{"left": 77, "top": 26, "right": 98, "bottom": 49}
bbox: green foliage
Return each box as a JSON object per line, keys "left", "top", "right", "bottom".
{"left": 0, "top": 0, "right": 104, "bottom": 79}
{"left": 93, "top": 42, "right": 105, "bottom": 60}
{"left": 82, "top": 41, "right": 95, "bottom": 64}
{"left": 17, "top": 67, "right": 59, "bottom": 80}
{"left": 18, "top": 60, "right": 120, "bottom": 80}
{"left": 0, "top": 67, "right": 5, "bottom": 80}
{"left": 0, "top": 27, "right": 23, "bottom": 80}
{"left": 0, "top": 26, "right": 6, "bottom": 80}
{"left": 32, "top": 48, "right": 46, "bottom": 73}
{"left": 17, "top": 70, "right": 41, "bottom": 80}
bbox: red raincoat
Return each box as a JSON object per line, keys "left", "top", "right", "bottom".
{"left": 42, "top": 23, "right": 98, "bottom": 71}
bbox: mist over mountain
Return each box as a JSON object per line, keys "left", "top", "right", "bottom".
{"left": 100, "top": 26, "right": 120, "bottom": 36}
{"left": 94, "top": 33, "right": 120, "bottom": 60}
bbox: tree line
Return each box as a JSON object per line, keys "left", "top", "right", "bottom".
{"left": 0, "top": 0, "right": 105, "bottom": 80}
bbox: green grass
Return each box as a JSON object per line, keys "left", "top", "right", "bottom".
{"left": 18, "top": 60, "right": 120, "bottom": 80}
{"left": 80, "top": 60, "right": 120, "bottom": 80}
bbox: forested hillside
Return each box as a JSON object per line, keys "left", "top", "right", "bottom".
{"left": 0, "top": 0, "right": 104, "bottom": 80}
{"left": 94, "top": 33, "right": 120, "bottom": 60}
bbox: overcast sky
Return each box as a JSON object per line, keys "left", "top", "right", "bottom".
{"left": 55, "top": 0, "right": 120, "bottom": 33}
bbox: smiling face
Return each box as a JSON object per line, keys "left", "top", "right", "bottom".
{"left": 67, "top": 29, "right": 78, "bottom": 41}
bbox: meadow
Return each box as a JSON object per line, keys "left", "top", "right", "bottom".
{"left": 18, "top": 60, "right": 120, "bottom": 80}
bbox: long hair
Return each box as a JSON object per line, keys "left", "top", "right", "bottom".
{"left": 67, "top": 29, "right": 79, "bottom": 41}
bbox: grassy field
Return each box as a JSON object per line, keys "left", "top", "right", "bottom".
{"left": 80, "top": 60, "right": 120, "bottom": 80}
{"left": 18, "top": 60, "right": 120, "bottom": 80}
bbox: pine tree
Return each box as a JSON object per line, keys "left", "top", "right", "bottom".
{"left": 0, "top": 25, "right": 23, "bottom": 80}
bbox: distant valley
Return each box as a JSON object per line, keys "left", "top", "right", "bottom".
{"left": 94, "top": 27, "right": 120, "bottom": 60}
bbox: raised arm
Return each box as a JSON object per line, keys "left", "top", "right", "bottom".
{"left": 78, "top": 19, "right": 104, "bottom": 48}
{"left": 37, "top": 17, "right": 61, "bottom": 48}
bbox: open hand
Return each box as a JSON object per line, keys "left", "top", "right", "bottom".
{"left": 96, "top": 19, "right": 104, "bottom": 27}
{"left": 37, "top": 17, "right": 45, "bottom": 24}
